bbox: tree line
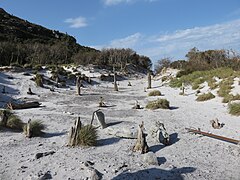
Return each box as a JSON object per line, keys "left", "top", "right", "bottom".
{"left": 0, "top": 40, "right": 152, "bottom": 71}
{"left": 155, "top": 47, "right": 240, "bottom": 74}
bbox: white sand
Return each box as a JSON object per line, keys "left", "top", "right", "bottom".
{"left": 0, "top": 69, "right": 239, "bottom": 180}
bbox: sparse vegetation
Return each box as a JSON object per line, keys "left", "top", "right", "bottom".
{"left": 146, "top": 98, "right": 170, "bottom": 110}
{"left": 0, "top": 110, "right": 24, "bottom": 130}
{"left": 78, "top": 125, "right": 98, "bottom": 146}
{"left": 23, "top": 120, "right": 45, "bottom": 137}
{"left": 196, "top": 92, "right": 215, "bottom": 101}
{"left": 148, "top": 90, "right": 161, "bottom": 96}
{"left": 228, "top": 103, "right": 240, "bottom": 116}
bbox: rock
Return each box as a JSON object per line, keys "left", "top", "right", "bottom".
{"left": 143, "top": 152, "right": 159, "bottom": 166}
{"left": 35, "top": 151, "right": 55, "bottom": 159}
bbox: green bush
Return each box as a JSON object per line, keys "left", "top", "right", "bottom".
{"left": 146, "top": 98, "right": 170, "bottom": 110}
{"left": 33, "top": 64, "right": 43, "bottom": 71}
{"left": 222, "top": 94, "right": 240, "bottom": 103}
{"left": 228, "top": 103, "right": 240, "bottom": 116}
{"left": 78, "top": 125, "right": 98, "bottom": 146}
{"left": 7, "top": 115, "right": 24, "bottom": 130}
{"left": 196, "top": 92, "right": 215, "bottom": 101}
{"left": 23, "top": 120, "right": 45, "bottom": 137}
{"left": 148, "top": 90, "right": 161, "bottom": 96}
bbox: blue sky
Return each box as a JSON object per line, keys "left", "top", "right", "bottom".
{"left": 1, "top": 0, "right": 240, "bottom": 62}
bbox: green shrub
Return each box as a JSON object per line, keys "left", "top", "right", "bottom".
{"left": 35, "top": 74, "right": 44, "bottom": 87}
{"left": 7, "top": 115, "right": 24, "bottom": 130}
{"left": 196, "top": 92, "right": 215, "bottom": 101}
{"left": 78, "top": 125, "right": 98, "bottom": 146}
{"left": 23, "top": 63, "right": 33, "bottom": 69}
{"left": 67, "top": 73, "right": 76, "bottom": 80}
{"left": 23, "top": 120, "right": 45, "bottom": 137}
{"left": 148, "top": 90, "right": 161, "bottom": 96}
{"left": 222, "top": 94, "right": 240, "bottom": 103}
{"left": 176, "top": 69, "right": 193, "bottom": 78}
{"left": 146, "top": 98, "right": 170, "bottom": 110}
{"left": 228, "top": 103, "right": 240, "bottom": 116}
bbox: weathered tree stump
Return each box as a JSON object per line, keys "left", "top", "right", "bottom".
{"left": 132, "top": 122, "right": 149, "bottom": 154}
{"left": 113, "top": 67, "right": 118, "bottom": 91}
{"left": 147, "top": 72, "right": 151, "bottom": 89}
{"left": 76, "top": 76, "right": 82, "bottom": 95}
{"left": 91, "top": 110, "right": 107, "bottom": 129}
{"left": 25, "top": 119, "right": 32, "bottom": 138}
{"left": 68, "top": 117, "right": 82, "bottom": 146}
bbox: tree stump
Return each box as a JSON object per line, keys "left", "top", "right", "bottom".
{"left": 76, "top": 76, "right": 81, "bottom": 95}
{"left": 91, "top": 110, "right": 107, "bottom": 129}
{"left": 68, "top": 117, "right": 82, "bottom": 146}
{"left": 132, "top": 122, "right": 149, "bottom": 154}
{"left": 113, "top": 67, "right": 118, "bottom": 91}
{"left": 25, "top": 119, "right": 32, "bottom": 138}
{"left": 147, "top": 72, "right": 151, "bottom": 89}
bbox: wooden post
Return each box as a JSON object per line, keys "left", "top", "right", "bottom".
{"left": 132, "top": 122, "right": 149, "bottom": 154}
{"left": 147, "top": 72, "right": 151, "bottom": 89}
{"left": 76, "top": 76, "right": 81, "bottom": 95}
{"left": 68, "top": 117, "right": 82, "bottom": 146}
{"left": 181, "top": 82, "right": 185, "bottom": 95}
{"left": 113, "top": 67, "right": 118, "bottom": 91}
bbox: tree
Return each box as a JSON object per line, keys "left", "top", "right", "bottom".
{"left": 154, "top": 57, "right": 171, "bottom": 74}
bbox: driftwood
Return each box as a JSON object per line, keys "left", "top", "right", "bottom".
{"left": 68, "top": 117, "right": 82, "bottom": 147}
{"left": 132, "top": 122, "right": 149, "bottom": 154}
{"left": 186, "top": 128, "right": 240, "bottom": 145}
{"left": 7, "top": 101, "right": 41, "bottom": 110}
{"left": 147, "top": 72, "right": 151, "bottom": 89}
{"left": 91, "top": 110, "right": 107, "bottom": 129}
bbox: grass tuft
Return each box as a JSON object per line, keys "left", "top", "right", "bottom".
{"left": 196, "top": 92, "right": 215, "bottom": 101}
{"left": 148, "top": 90, "right": 161, "bottom": 96}
{"left": 146, "top": 98, "right": 170, "bottom": 109}
{"left": 78, "top": 125, "right": 98, "bottom": 146}
{"left": 228, "top": 103, "right": 240, "bottom": 116}
{"left": 23, "top": 120, "right": 45, "bottom": 137}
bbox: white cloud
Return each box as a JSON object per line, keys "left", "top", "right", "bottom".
{"left": 103, "top": 0, "right": 157, "bottom": 6}
{"left": 93, "top": 19, "right": 240, "bottom": 62}
{"left": 65, "top": 17, "right": 87, "bottom": 28}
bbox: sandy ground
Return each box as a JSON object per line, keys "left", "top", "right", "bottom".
{"left": 0, "top": 69, "right": 240, "bottom": 180}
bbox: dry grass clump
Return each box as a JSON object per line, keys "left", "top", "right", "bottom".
{"left": 0, "top": 110, "right": 24, "bottom": 130}
{"left": 78, "top": 125, "right": 98, "bottom": 146}
{"left": 23, "top": 120, "right": 45, "bottom": 137}
{"left": 228, "top": 103, "right": 240, "bottom": 116}
{"left": 146, "top": 98, "right": 170, "bottom": 110}
{"left": 148, "top": 90, "right": 161, "bottom": 96}
{"left": 222, "top": 94, "right": 240, "bottom": 103}
{"left": 196, "top": 92, "right": 215, "bottom": 101}
{"left": 7, "top": 115, "right": 24, "bottom": 130}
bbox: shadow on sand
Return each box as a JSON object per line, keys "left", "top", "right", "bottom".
{"left": 43, "top": 131, "right": 67, "bottom": 138}
{"left": 112, "top": 167, "right": 196, "bottom": 180}
{"left": 97, "top": 137, "right": 121, "bottom": 146}
{"left": 150, "top": 133, "right": 180, "bottom": 153}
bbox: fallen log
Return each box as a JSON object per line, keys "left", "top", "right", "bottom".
{"left": 7, "top": 101, "right": 41, "bottom": 110}
{"left": 186, "top": 128, "right": 240, "bottom": 145}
